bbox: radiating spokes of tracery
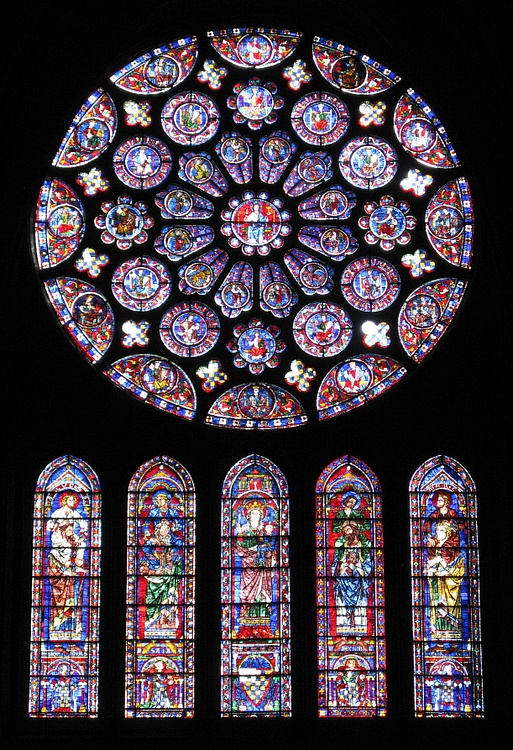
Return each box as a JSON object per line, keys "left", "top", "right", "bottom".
{"left": 33, "top": 29, "right": 475, "bottom": 428}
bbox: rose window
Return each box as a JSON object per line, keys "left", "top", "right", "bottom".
{"left": 32, "top": 28, "right": 474, "bottom": 429}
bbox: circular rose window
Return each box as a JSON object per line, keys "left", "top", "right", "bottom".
{"left": 32, "top": 27, "right": 474, "bottom": 429}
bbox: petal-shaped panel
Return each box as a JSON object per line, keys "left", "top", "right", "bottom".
{"left": 206, "top": 382, "right": 307, "bottom": 428}
{"left": 34, "top": 179, "right": 85, "bottom": 269}
{"left": 53, "top": 89, "right": 117, "bottom": 168}
{"left": 208, "top": 28, "right": 301, "bottom": 68}
{"left": 44, "top": 277, "right": 114, "bottom": 362}
{"left": 312, "top": 37, "right": 401, "bottom": 93}
{"left": 317, "top": 355, "right": 407, "bottom": 419}
{"left": 425, "top": 178, "right": 474, "bottom": 268}
{"left": 109, "top": 37, "right": 198, "bottom": 94}
{"left": 398, "top": 278, "right": 468, "bottom": 362}
{"left": 394, "top": 89, "right": 460, "bottom": 168}
{"left": 103, "top": 354, "right": 196, "bottom": 419}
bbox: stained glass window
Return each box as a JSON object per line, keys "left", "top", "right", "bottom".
{"left": 221, "top": 454, "right": 291, "bottom": 716}
{"left": 125, "top": 456, "right": 195, "bottom": 717}
{"left": 31, "top": 26, "right": 474, "bottom": 430}
{"left": 29, "top": 455, "right": 101, "bottom": 717}
{"left": 315, "top": 455, "right": 386, "bottom": 716}
{"left": 410, "top": 455, "right": 483, "bottom": 717}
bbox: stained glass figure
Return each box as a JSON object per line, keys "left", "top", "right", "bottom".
{"left": 410, "top": 455, "right": 484, "bottom": 717}
{"left": 316, "top": 455, "right": 386, "bottom": 717}
{"left": 125, "top": 456, "right": 195, "bottom": 717}
{"left": 29, "top": 456, "right": 101, "bottom": 717}
{"left": 31, "top": 27, "right": 474, "bottom": 428}
{"left": 221, "top": 455, "right": 291, "bottom": 716}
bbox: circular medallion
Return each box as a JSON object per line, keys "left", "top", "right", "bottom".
{"left": 72, "top": 293, "right": 108, "bottom": 327}
{"left": 291, "top": 92, "right": 350, "bottom": 145}
{"left": 332, "top": 56, "right": 367, "bottom": 89}
{"left": 183, "top": 261, "right": 214, "bottom": 291}
{"left": 141, "top": 359, "right": 177, "bottom": 394}
{"left": 162, "top": 92, "right": 220, "bottom": 145}
{"left": 47, "top": 205, "right": 83, "bottom": 239}
{"left": 404, "top": 294, "right": 441, "bottom": 329}
{"left": 368, "top": 205, "right": 407, "bottom": 240}
{"left": 162, "top": 188, "right": 193, "bottom": 217}
{"left": 104, "top": 204, "right": 144, "bottom": 241}
{"left": 319, "top": 227, "right": 353, "bottom": 259}
{"left": 220, "top": 282, "right": 251, "bottom": 310}
{"left": 261, "top": 135, "right": 291, "bottom": 164}
{"left": 319, "top": 189, "right": 351, "bottom": 218}
{"left": 231, "top": 198, "right": 282, "bottom": 246}
{"left": 293, "top": 302, "right": 352, "bottom": 356}
{"left": 399, "top": 118, "right": 437, "bottom": 153}
{"left": 427, "top": 205, "right": 465, "bottom": 239}
{"left": 299, "top": 262, "right": 329, "bottom": 291}
{"left": 76, "top": 118, "right": 111, "bottom": 152}
{"left": 236, "top": 84, "right": 274, "bottom": 121}
{"left": 220, "top": 136, "right": 250, "bottom": 164}
{"left": 237, "top": 33, "right": 274, "bottom": 65}
{"left": 160, "top": 301, "right": 220, "bottom": 356}
{"left": 262, "top": 282, "right": 293, "bottom": 310}
{"left": 298, "top": 154, "right": 328, "bottom": 183}
{"left": 113, "top": 136, "right": 172, "bottom": 189}
{"left": 238, "top": 384, "right": 275, "bottom": 418}
{"left": 336, "top": 359, "right": 373, "bottom": 393}
{"left": 341, "top": 257, "right": 400, "bottom": 312}
{"left": 237, "top": 326, "right": 277, "bottom": 365}
{"left": 112, "top": 256, "right": 171, "bottom": 311}
{"left": 339, "top": 136, "right": 397, "bottom": 189}
{"left": 161, "top": 227, "right": 193, "bottom": 259}
{"left": 144, "top": 57, "right": 179, "bottom": 89}
{"left": 183, "top": 155, "right": 213, "bottom": 183}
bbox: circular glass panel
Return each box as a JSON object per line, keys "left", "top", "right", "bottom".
{"left": 32, "top": 27, "right": 474, "bottom": 427}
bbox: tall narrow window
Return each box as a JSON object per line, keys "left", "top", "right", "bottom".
{"left": 316, "top": 455, "right": 386, "bottom": 716}
{"left": 410, "top": 455, "right": 484, "bottom": 717}
{"left": 125, "top": 456, "right": 195, "bottom": 717}
{"left": 29, "top": 455, "right": 101, "bottom": 717}
{"left": 221, "top": 454, "right": 291, "bottom": 716}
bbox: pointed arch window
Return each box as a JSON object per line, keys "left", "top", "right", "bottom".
{"left": 221, "top": 454, "right": 291, "bottom": 716}
{"left": 315, "top": 455, "right": 386, "bottom": 716}
{"left": 29, "top": 455, "right": 101, "bottom": 717}
{"left": 125, "top": 456, "right": 196, "bottom": 717}
{"left": 410, "top": 455, "right": 484, "bottom": 717}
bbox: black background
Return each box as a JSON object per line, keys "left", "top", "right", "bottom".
{"left": 3, "top": 1, "right": 511, "bottom": 747}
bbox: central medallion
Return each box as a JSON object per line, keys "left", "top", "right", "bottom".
{"left": 221, "top": 191, "right": 291, "bottom": 256}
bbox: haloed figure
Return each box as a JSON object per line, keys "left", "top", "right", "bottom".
{"left": 424, "top": 519, "right": 465, "bottom": 638}
{"left": 235, "top": 502, "right": 277, "bottom": 621}
{"left": 46, "top": 491, "right": 88, "bottom": 635}
{"left": 331, "top": 518, "right": 372, "bottom": 633}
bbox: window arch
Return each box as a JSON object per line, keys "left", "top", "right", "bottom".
{"left": 221, "top": 454, "right": 290, "bottom": 716}
{"left": 29, "top": 455, "right": 101, "bottom": 717}
{"left": 125, "top": 455, "right": 196, "bottom": 717}
{"left": 315, "top": 455, "right": 386, "bottom": 716}
{"left": 409, "top": 454, "right": 483, "bottom": 717}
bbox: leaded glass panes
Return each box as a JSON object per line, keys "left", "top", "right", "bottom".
{"left": 125, "top": 456, "right": 195, "bottom": 717}
{"left": 316, "top": 455, "right": 386, "bottom": 717}
{"left": 221, "top": 455, "right": 291, "bottom": 716}
{"left": 31, "top": 27, "right": 474, "bottom": 429}
{"left": 409, "top": 455, "right": 483, "bottom": 717}
{"left": 29, "top": 456, "right": 101, "bottom": 717}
